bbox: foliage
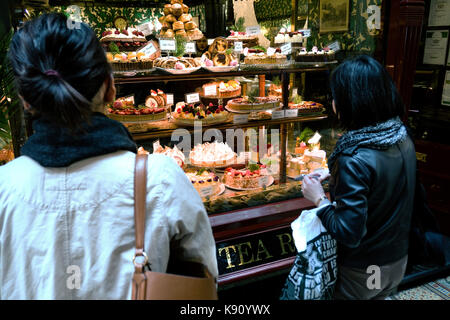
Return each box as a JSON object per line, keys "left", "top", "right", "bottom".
{"left": 230, "top": 17, "right": 245, "bottom": 33}
{"left": 298, "top": 127, "right": 315, "bottom": 143}
{"left": 175, "top": 34, "right": 186, "bottom": 57}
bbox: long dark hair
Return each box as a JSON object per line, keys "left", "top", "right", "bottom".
{"left": 8, "top": 13, "right": 111, "bottom": 132}
{"left": 330, "top": 55, "right": 404, "bottom": 130}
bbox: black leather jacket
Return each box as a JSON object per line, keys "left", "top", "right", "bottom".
{"left": 317, "top": 136, "right": 416, "bottom": 268}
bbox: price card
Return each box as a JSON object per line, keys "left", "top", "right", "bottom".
{"left": 299, "top": 29, "right": 311, "bottom": 37}
{"left": 258, "top": 175, "right": 270, "bottom": 188}
{"left": 203, "top": 84, "right": 217, "bottom": 97}
{"left": 285, "top": 109, "right": 298, "bottom": 118}
{"left": 271, "top": 110, "right": 285, "bottom": 120}
{"left": 326, "top": 41, "right": 341, "bottom": 52}
{"left": 234, "top": 41, "right": 243, "bottom": 53}
{"left": 185, "top": 92, "right": 200, "bottom": 104}
{"left": 246, "top": 26, "right": 261, "bottom": 36}
{"left": 199, "top": 186, "right": 214, "bottom": 198}
{"left": 208, "top": 39, "right": 214, "bottom": 45}
{"left": 166, "top": 94, "right": 174, "bottom": 105}
{"left": 281, "top": 43, "right": 292, "bottom": 55}
{"left": 233, "top": 114, "right": 249, "bottom": 124}
{"left": 137, "top": 22, "right": 152, "bottom": 36}
{"left": 185, "top": 42, "right": 197, "bottom": 54}
{"left": 138, "top": 42, "right": 157, "bottom": 56}
{"left": 159, "top": 39, "right": 176, "bottom": 51}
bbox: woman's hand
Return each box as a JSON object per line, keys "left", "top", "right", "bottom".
{"left": 302, "top": 175, "right": 326, "bottom": 206}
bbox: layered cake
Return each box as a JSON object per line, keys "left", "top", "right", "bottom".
{"left": 223, "top": 164, "right": 269, "bottom": 189}
{"left": 244, "top": 52, "right": 287, "bottom": 65}
{"left": 158, "top": 0, "right": 204, "bottom": 40}
{"left": 107, "top": 92, "right": 167, "bottom": 122}
{"left": 100, "top": 28, "right": 147, "bottom": 52}
{"left": 185, "top": 169, "right": 221, "bottom": 197}
{"left": 172, "top": 102, "right": 229, "bottom": 126}
{"left": 189, "top": 142, "right": 236, "bottom": 167}
{"left": 295, "top": 46, "right": 335, "bottom": 63}
{"left": 200, "top": 80, "right": 241, "bottom": 99}
{"left": 152, "top": 140, "right": 185, "bottom": 167}
{"left": 288, "top": 157, "right": 307, "bottom": 177}
{"left": 227, "top": 96, "right": 280, "bottom": 112}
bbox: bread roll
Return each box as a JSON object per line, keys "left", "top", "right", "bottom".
{"left": 165, "top": 29, "right": 175, "bottom": 38}
{"left": 165, "top": 14, "right": 177, "bottom": 23}
{"left": 163, "top": 4, "right": 172, "bottom": 15}
{"left": 173, "top": 21, "right": 184, "bottom": 31}
{"left": 179, "top": 14, "right": 192, "bottom": 23}
{"left": 171, "top": 3, "right": 183, "bottom": 17}
{"left": 185, "top": 21, "right": 196, "bottom": 31}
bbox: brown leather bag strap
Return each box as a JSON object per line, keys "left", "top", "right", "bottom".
{"left": 134, "top": 153, "right": 148, "bottom": 260}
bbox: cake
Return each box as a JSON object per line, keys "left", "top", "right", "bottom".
{"left": 106, "top": 40, "right": 160, "bottom": 71}
{"left": 244, "top": 52, "right": 287, "bottom": 65}
{"left": 227, "top": 96, "right": 280, "bottom": 112}
{"left": 152, "top": 141, "right": 185, "bottom": 167}
{"left": 107, "top": 93, "right": 167, "bottom": 122}
{"left": 153, "top": 56, "right": 202, "bottom": 69}
{"left": 226, "top": 31, "right": 259, "bottom": 48}
{"left": 288, "top": 100, "right": 324, "bottom": 113}
{"left": 200, "top": 80, "right": 241, "bottom": 99}
{"left": 172, "top": 102, "right": 229, "bottom": 126}
{"left": 274, "top": 28, "right": 304, "bottom": 44}
{"left": 158, "top": 0, "right": 204, "bottom": 41}
{"left": 288, "top": 157, "right": 307, "bottom": 177}
{"left": 189, "top": 142, "right": 236, "bottom": 167}
{"left": 295, "top": 138, "right": 307, "bottom": 154}
{"left": 185, "top": 169, "right": 221, "bottom": 197}
{"left": 295, "top": 46, "right": 335, "bottom": 63}
{"left": 100, "top": 28, "right": 147, "bottom": 52}
{"left": 202, "top": 37, "right": 239, "bottom": 67}
{"left": 223, "top": 164, "right": 269, "bottom": 189}
{"left": 287, "top": 149, "right": 327, "bottom": 177}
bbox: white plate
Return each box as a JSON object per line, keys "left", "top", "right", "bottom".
{"left": 202, "top": 66, "right": 238, "bottom": 73}
{"left": 225, "top": 175, "right": 274, "bottom": 191}
{"left": 156, "top": 66, "right": 201, "bottom": 75}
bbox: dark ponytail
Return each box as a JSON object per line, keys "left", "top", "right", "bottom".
{"left": 8, "top": 13, "right": 111, "bottom": 132}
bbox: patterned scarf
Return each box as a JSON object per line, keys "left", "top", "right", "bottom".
{"left": 328, "top": 117, "right": 408, "bottom": 171}
{"left": 21, "top": 112, "right": 137, "bottom": 167}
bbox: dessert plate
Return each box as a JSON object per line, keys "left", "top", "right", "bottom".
{"left": 225, "top": 175, "right": 274, "bottom": 191}
{"left": 202, "top": 66, "right": 238, "bottom": 73}
{"left": 156, "top": 66, "right": 201, "bottom": 75}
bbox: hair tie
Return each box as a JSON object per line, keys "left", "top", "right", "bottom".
{"left": 44, "top": 70, "right": 61, "bottom": 78}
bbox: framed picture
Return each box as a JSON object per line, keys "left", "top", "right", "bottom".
{"left": 319, "top": 0, "right": 349, "bottom": 33}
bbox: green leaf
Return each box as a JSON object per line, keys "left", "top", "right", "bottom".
{"left": 248, "top": 163, "right": 260, "bottom": 172}
{"left": 109, "top": 42, "right": 120, "bottom": 55}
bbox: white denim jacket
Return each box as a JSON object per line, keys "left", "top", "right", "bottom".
{"left": 0, "top": 151, "right": 218, "bottom": 299}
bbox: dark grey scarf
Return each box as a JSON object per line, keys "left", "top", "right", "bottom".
{"left": 328, "top": 117, "right": 408, "bottom": 170}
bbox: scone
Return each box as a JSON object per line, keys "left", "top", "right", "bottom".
{"left": 179, "top": 14, "right": 192, "bottom": 23}
{"left": 173, "top": 21, "right": 184, "bottom": 31}
{"left": 185, "top": 21, "right": 196, "bottom": 31}
{"left": 171, "top": 3, "right": 183, "bottom": 17}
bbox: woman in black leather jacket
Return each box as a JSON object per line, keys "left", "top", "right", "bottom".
{"left": 302, "top": 55, "right": 416, "bottom": 300}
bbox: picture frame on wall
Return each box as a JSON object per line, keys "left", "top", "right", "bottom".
{"left": 319, "top": 0, "right": 349, "bottom": 33}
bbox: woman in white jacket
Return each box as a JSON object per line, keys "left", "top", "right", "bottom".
{"left": 0, "top": 13, "right": 218, "bottom": 299}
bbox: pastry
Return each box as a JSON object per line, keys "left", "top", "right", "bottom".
{"left": 201, "top": 37, "right": 237, "bottom": 67}
{"left": 171, "top": 0, "right": 183, "bottom": 4}
{"left": 295, "top": 138, "right": 307, "bottom": 154}
{"left": 107, "top": 42, "right": 160, "bottom": 72}
{"left": 163, "top": 4, "right": 172, "bottom": 15}
{"left": 173, "top": 21, "right": 184, "bottom": 31}
{"left": 184, "top": 21, "right": 196, "bottom": 30}
{"left": 162, "top": 22, "right": 171, "bottom": 30}
{"left": 179, "top": 14, "right": 192, "bottom": 23}
{"left": 189, "top": 142, "right": 236, "bottom": 167}
{"left": 158, "top": 15, "right": 166, "bottom": 23}
{"left": 152, "top": 141, "right": 185, "bottom": 167}
{"left": 295, "top": 47, "right": 335, "bottom": 62}
{"left": 165, "top": 29, "right": 175, "bottom": 38}
{"left": 244, "top": 52, "right": 287, "bottom": 65}
{"left": 107, "top": 93, "right": 167, "bottom": 122}
{"left": 227, "top": 97, "right": 280, "bottom": 112}
{"left": 164, "top": 14, "right": 177, "bottom": 23}
{"left": 172, "top": 102, "right": 229, "bottom": 126}
{"left": 185, "top": 169, "right": 221, "bottom": 198}
{"left": 100, "top": 28, "right": 147, "bottom": 52}
{"left": 171, "top": 3, "right": 183, "bottom": 17}
{"left": 224, "top": 164, "right": 269, "bottom": 189}
{"left": 288, "top": 100, "right": 324, "bottom": 113}
{"left": 200, "top": 80, "right": 241, "bottom": 99}
{"left": 182, "top": 4, "right": 189, "bottom": 13}
{"left": 176, "top": 30, "right": 187, "bottom": 37}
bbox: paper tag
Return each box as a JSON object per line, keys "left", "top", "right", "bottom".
{"left": 137, "top": 22, "right": 152, "bottom": 36}
{"left": 327, "top": 41, "right": 341, "bottom": 52}
{"left": 285, "top": 109, "right": 298, "bottom": 118}
{"left": 138, "top": 42, "right": 157, "bottom": 56}
{"left": 258, "top": 175, "right": 270, "bottom": 187}
{"left": 185, "top": 42, "right": 197, "bottom": 54}
{"left": 281, "top": 43, "right": 292, "bottom": 55}
{"left": 246, "top": 26, "right": 261, "bottom": 36}
{"left": 234, "top": 41, "right": 243, "bottom": 53}
{"left": 166, "top": 94, "right": 174, "bottom": 105}
{"left": 185, "top": 93, "right": 200, "bottom": 104}
{"left": 271, "top": 110, "right": 285, "bottom": 120}
{"left": 203, "top": 84, "right": 217, "bottom": 96}
{"left": 267, "top": 47, "right": 276, "bottom": 56}
{"left": 299, "top": 29, "right": 311, "bottom": 37}
{"left": 159, "top": 39, "right": 176, "bottom": 51}
{"left": 233, "top": 114, "right": 249, "bottom": 124}
{"left": 199, "top": 186, "right": 214, "bottom": 198}
{"left": 208, "top": 39, "right": 214, "bottom": 45}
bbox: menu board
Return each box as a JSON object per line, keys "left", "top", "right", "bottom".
{"left": 428, "top": 0, "right": 450, "bottom": 27}
{"left": 423, "top": 30, "right": 449, "bottom": 65}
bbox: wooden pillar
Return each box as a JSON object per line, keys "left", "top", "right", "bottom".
{"left": 385, "top": 0, "right": 425, "bottom": 118}
{"left": 258, "top": 75, "right": 265, "bottom": 97}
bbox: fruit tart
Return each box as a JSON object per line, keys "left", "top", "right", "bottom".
{"left": 223, "top": 163, "right": 271, "bottom": 190}
{"left": 107, "top": 94, "right": 167, "bottom": 122}
{"left": 185, "top": 168, "right": 222, "bottom": 198}
{"left": 171, "top": 102, "right": 229, "bottom": 126}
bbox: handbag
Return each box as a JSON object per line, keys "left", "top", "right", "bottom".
{"left": 131, "top": 153, "right": 218, "bottom": 300}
